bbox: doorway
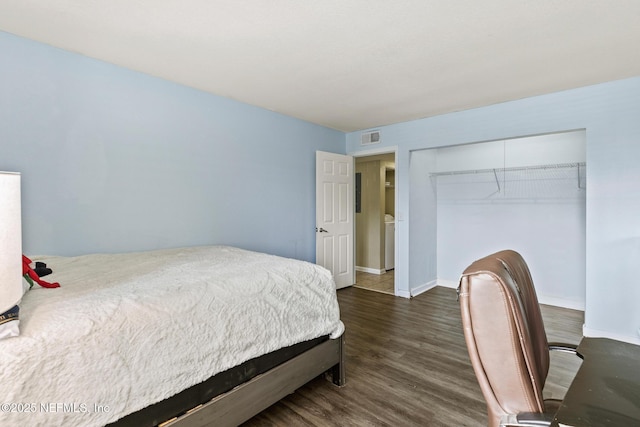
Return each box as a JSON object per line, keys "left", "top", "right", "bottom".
{"left": 353, "top": 152, "right": 396, "bottom": 295}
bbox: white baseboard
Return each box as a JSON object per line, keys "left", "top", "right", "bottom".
{"left": 410, "top": 280, "right": 438, "bottom": 297}
{"left": 436, "top": 279, "right": 458, "bottom": 289}
{"left": 537, "top": 295, "right": 585, "bottom": 311}
{"left": 355, "top": 266, "right": 386, "bottom": 275}
{"left": 436, "top": 279, "right": 585, "bottom": 311}
{"left": 437, "top": 280, "right": 639, "bottom": 345}
{"left": 583, "top": 326, "right": 640, "bottom": 346}
{"left": 396, "top": 289, "right": 411, "bottom": 299}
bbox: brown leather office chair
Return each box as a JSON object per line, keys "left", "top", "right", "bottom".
{"left": 458, "top": 250, "right": 579, "bottom": 427}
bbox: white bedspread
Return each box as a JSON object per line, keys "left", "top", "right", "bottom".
{"left": 0, "top": 246, "right": 343, "bottom": 427}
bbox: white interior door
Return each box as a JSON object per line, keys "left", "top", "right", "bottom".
{"left": 316, "top": 151, "right": 354, "bottom": 289}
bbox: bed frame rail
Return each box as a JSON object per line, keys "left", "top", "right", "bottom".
{"left": 162, "top": 334, "right": 345, "bottom": 427}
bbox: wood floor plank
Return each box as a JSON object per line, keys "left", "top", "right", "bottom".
{"left": 242, "top": 286, "right": 584, "bottom": 427}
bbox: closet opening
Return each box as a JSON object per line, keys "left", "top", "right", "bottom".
{"left": 410, "top": 130, "right": 586, "bottom": 310}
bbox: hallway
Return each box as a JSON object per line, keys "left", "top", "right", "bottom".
{"left": 353, "top": 270, "right": 394, "bottom": 295}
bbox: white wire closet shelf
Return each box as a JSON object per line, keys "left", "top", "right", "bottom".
{"left": 432, "top": 162, "right": 586, "bottom": 202}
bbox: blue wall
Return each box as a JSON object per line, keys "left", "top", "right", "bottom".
{"left": 347, "top": 77, "right": 640, "bottom": 344}
{"left": 4, "top": 30, "right": 640, "bottom": 343}
{"left": 0, "top": 32, "right": 345, "bottom": 261}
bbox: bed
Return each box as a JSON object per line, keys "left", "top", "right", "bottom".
{"left": 0, "top": 245, "right": 345, "bottom": 427}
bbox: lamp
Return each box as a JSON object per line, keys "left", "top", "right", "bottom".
{"left": 0, "top": 172, "right": 22, "bottom": 337}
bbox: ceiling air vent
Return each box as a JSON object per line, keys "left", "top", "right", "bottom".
{"left": 361, "top": 130, "right": 381, "bottom": 145}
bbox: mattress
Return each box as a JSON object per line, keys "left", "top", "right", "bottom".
{"left": 110, "top": 335, "right": 328, "bottom": 427}
{"left": 0, "top": 246, "right": 343, "bottom": 427}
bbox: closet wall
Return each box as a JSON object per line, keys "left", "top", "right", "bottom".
{"left": 418, "top": 130, "right": 586, "bottom": 309}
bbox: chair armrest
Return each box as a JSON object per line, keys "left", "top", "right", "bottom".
{"left": 500, "top": 412, "right": 554, "bottom": 426}
{"left": 548, "top": 342, "right": 582, "bottom": 359}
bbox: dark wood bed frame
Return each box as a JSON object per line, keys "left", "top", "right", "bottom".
{"left": 153, "top": 333, "right": 345, "bottom": 427}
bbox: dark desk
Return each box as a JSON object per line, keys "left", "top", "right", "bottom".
{"left": 552, "top": 337, "right": 640, "bottom": 426}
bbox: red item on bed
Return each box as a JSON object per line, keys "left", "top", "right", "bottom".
{"left": 22, "top": 255, "right": 60, "bottom": 288}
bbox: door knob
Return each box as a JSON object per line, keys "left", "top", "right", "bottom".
{"left": 316, "top": 227, "right": 329, "bottom": 233}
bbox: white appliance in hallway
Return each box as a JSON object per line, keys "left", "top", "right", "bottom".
{"left": 384, "top": 214, "right": 395, "bottom": 270}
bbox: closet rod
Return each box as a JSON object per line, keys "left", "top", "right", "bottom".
{"left": 430, "top": 162, "right": 586, "bottom": 177}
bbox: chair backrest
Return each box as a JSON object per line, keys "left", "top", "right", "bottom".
{"left": 458, "top": 250, "right": 550, "bottom": 427}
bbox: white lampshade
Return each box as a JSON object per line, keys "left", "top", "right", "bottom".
{"left": 0, "top": 172, "right": 22, "bottom": 314}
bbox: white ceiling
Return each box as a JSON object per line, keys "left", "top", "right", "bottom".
{"left": 1, "top": 1, "right": 640, "bottom": 132}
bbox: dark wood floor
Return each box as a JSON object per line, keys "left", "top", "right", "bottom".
{"left": 242, "top": 286, "right": 584, "bottom": 426}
